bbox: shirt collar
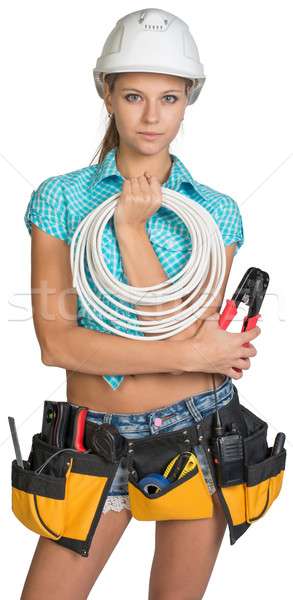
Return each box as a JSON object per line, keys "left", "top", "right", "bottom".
{"left": 92, "top": 147, "right": 123, "bottom": 186}
{"left": 92, "top": 147, "right": 198, "bottom": 194}
{"left": 164, "top": 154, "right": 197, "bottom": 193}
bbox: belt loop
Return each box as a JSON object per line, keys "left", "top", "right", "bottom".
{"left": 103, "top": 413, "right": 112, "bottom": 424}
{"left": 185, "top": 397, "right": 202, "bottom": 423}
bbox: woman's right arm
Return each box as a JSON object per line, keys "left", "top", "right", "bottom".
{"left": 31, "top": 223, "right": 260, "bottom": 380}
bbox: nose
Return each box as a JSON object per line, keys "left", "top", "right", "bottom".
{"left": 142, "top": 100, "right": 160, "bottom": 123}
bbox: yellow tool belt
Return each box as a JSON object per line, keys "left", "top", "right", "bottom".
{"left": 11, "top": 436, "right": 119, "bottom": 557}
{"left": 11, "top": 387, "right": 286, "bottom": 557}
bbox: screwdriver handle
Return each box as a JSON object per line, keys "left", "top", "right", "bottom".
{"left": 271, "top": 433, "right": 286, "bottom": 456}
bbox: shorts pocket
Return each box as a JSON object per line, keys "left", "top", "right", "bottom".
{"left": 11, "top": 434, "right": 119, "bottom": 557}
{"left": 245, "top": 449, "right": 286, "bottom": 523}
{"left": 128, "top": 458, "right": 213, "bottom": 521}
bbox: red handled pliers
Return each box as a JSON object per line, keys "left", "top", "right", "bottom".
{"left": 219, "top": 267, "right": 269, "bottom": 370}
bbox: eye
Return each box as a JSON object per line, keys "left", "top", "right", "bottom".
{"left": 162, "top": 95, "right": 177, "bottom": 103}
{"left": 125, "top": 94, "right": 142, "bottom": 102}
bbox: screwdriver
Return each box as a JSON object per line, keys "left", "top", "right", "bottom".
{"left": 271, "top": 433, "right": 286, "bottom": 456}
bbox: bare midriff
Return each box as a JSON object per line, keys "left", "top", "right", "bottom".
{"left": 66, "top": 370, "right": 225, "bottom": 414}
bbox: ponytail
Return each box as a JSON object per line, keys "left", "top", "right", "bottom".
{"left": 89, "top": 74, "right": 120, "bottom": 166}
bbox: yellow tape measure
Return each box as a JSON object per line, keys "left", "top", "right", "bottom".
{"left": 163, "top": 451, "right": 197, "bottom": 482}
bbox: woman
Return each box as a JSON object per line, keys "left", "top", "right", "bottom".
{"left": 21, "top": 8, "right": 259, "bottom": 600}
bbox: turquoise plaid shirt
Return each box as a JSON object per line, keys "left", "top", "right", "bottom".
{"left": 24, "top": 147, "right": 244, "bottom": 390}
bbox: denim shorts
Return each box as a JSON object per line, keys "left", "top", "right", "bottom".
{"left": 70, "top": 376, "right": 234, "bottom": 515}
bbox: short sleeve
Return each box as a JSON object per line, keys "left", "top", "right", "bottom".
{"left": 213, "top": 195, "right": 244, "bottom": 255}
{"left": 24, "top": 176, "right": 69, "bottom": 243}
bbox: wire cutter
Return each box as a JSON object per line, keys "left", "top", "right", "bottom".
{"left": 219, "top": 267, "right": 269, "bottom": 369}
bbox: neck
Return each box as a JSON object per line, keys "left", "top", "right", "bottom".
{"left": 115, "top": 143, "right": 172, "bottom": 184}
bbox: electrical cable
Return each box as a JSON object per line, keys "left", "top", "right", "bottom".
{"left": 212, "top": 373, "right": 223, "bottom": 436}
{"left": 70, "top": 188, "right": 226, "bottom": 340}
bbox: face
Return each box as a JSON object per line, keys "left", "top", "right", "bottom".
{"left": 104, "top": 72, "right": 188, "bottom": 157}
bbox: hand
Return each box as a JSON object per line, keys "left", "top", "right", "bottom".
{"left": 184, "top": 312, "right": 261, "bottom": 380}
{"left": 113, "top": 172, "right": 162, "bottom": 230}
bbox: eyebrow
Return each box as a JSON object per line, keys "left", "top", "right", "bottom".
{"left": 120, "top": 88, "right": 184, "bottom": 94}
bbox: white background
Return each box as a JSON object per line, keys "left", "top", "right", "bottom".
{"left": 2, "top": 0, "right": 292, "bottom": 598}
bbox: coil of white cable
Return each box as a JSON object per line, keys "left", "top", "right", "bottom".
{"left": 70, "top": 189, "right": 226, "bottom": 340}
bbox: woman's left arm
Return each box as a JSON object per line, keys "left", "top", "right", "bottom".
{"left": 114, "top": 173, "right": 237, "bottom": 340}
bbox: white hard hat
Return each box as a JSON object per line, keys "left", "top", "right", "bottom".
{"left": 93, "top": 8, "right": 206, "bottom": 106}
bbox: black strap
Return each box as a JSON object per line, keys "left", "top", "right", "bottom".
{"left": 81, "top": 385, "right": 241, "bottom": 456}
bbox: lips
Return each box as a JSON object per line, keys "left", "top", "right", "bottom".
{"left": 137, "top": 132, "right": 163, "bottom": 140}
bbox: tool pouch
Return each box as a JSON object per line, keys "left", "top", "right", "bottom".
{"left": 127, "top": 428, "right": 213, "bottom": 521}
{"left": 11, "top": 433, "right": 119, "bottom": 557}
{"left": 213, "top": 403, "right": 286, "bottom": 543}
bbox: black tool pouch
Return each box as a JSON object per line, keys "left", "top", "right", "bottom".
{"left": 11, "top": 434, "right": 119, "bottom": 557}
{"left": 127, "top": 427, "right": 214, "bottom": 521}
{"left": 217, "top": 404, "right": 286, "bottom": 543}
{"left": 196, "top": 387, "right": 287, "bottom": 544}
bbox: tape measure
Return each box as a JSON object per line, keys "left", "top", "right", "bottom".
{"left": 138, "top": 473, "right": 170, "bottom": 494}
{"left": 163, "top": 451, "right": 197, "bottom": 482}
{"left": 138, "top": 452, "right": 197, "bottom": 494}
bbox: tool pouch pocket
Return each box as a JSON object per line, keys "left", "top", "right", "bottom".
{"left": 245, "top": 449, "right": 286, "bottom": 523}
{"left": 12, "top": 457, "right": 68, "bottom": 541}
{"left": 219, "top": 405, "right": 286, "bottom": 542}
{"left": 11, "top": 434, "right": 119, "bottom": 557}
{"left": 127, "top": 429, "right": 213, "bottom": 521}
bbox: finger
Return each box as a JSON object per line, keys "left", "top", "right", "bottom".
{"left": 241, "top": 344, "right": 257, "bottom": 358}
{"left": 121, "top": 180, "right": 131, "bottom": 193}
{"left": 147, "top": 177, "right": 162, "bottom": 209}
{"left": 241, "top": 326, "right": 261, "bottom": 343}
{"left": 137, "top": 175, "right": 151, "bottom": 196}
{"left": 228, "top": 368, "right": 243, "bottom": 381}
{"left": 147, "top": 174, "right": 162, "bottom": 195}
{"left": 129, "top": 177, "right": 140, "bottom": 194}
{"left": 236, "top": 358, "right": 251, "bottom": 370}
{"left": 120, "top": 180, "right": 132, "bottom": 203}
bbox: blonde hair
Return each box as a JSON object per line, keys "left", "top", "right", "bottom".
{"left": 89, "top": 73, "right": 194, "bottom": 166}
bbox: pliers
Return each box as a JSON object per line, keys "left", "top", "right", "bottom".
{"left": 219, "top": 267, "right": 269, "bottom": 369}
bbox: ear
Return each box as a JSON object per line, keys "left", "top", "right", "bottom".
{"left": 103, "top": 81, "right": 114, "bottom": 114}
